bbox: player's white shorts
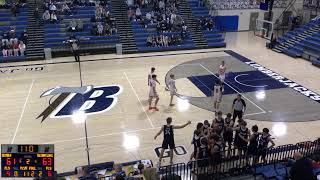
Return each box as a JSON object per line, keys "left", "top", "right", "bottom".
{"left": 149, "top": 90, "right": 159, "bottom": 98}
{"left": 219, "top": 74, "right": 225, "bottom": 82}
{"left": 170, "top": 89, "right": 176, "bottom": 96}
{"left": 213, "top": 94, "right": 222, "bottom": 103}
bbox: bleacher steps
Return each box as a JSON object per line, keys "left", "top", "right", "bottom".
{"left": 110, "top": 0, "right": 137, "bottom": 53}
{"left": 179, "top": 0, "right": 209, "bottom": 48}
{"left": 26, "top": 0, "right": 45, "bottom": 60}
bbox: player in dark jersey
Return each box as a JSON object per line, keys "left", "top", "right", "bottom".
{"left": 154, "top": 117, "right": 191, "bottom": 166}
{"left": 197, "top": 137, "right": 209, "bottom": 167}
{"left": 257, "top": 128, "right": 275, "bottom": 163}
{"left": 209, "top": 134, "right": 224, "bottom": 167}
{"left": 190, "top": 123, "right": 204, "bottom": 160}
{"left": 203, "top": 120, "right": 211, "bottom": 137}
{"left": 212, "top": 111, "right": 224, "bottom": 137}
{"left": 233, "top": 121, "right": 250, "bottom": 156}
{"left": 248, "top": 125, "right": 260, "bottom": 163}
{"left": 223, "top": 113, "right": 234, "bottom": 151}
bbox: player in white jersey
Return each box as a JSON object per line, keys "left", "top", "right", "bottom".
{"left": 148, "top": 67, "right": 160, "bottom": 86}
{"left": 212, "top": 81, "right": 223, "bottom": 112}
{"left": 167, "top": 74, "right": 177, "bottom": 106}
{"left": 149, "top": 74, "right": 160, "bottom": 111}
{"left": 218, "top": 61, "right": 226, "bottom": 82}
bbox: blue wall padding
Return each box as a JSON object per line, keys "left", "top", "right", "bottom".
{"left": 215, "top": 16, "right": 239, "bottom": 31}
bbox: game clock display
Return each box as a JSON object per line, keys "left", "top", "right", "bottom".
{"left": 1, "top": 144, "right": 54, "bottom": 178}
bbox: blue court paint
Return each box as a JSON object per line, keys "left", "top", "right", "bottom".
{"left": 188, "top": 70, "right": 287, "bottom": 97}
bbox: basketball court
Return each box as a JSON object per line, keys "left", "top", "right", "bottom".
{"left": 1, "top": 32, "right": 320, "bottom": 174}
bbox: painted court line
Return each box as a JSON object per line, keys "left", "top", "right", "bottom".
{"left": 46, "top": 127, "right": 158, "bottom": 144}
{"left": 199, "top": 64, "right": 266, "bottom": 114}
{"left": 123, "top": 72, "right": 155, "bottom": 128}
{"left": 11, "top": 79, "right": 35, "bottom": 144}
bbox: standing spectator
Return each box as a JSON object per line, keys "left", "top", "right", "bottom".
{"left": 19, "top": 41, "right": 26, "bottom": 56}
{"left": 12, "top": 41, "right": 19, "bottom": 56}
{"left": 231, "top": 94, "right": 246, "bottom": 122}
{"left": 43, "top": 10, "right": 50, "bottom": 23}
{"left": 127, "top": 8, "right": 135, "bottom": 21}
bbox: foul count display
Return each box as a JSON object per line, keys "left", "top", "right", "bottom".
{"left": 1, "top": 144, "right": 54, "bottom": 178}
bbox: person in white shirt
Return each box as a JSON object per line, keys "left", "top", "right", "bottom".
{"left": 148, "top": 67, "right": 160, "bottom": 86}
{"left": 218, "top": 60, "right": 226, "bottom": 82}
{"left": 149, "top": 75, "right": 160, "bottom": 111}
{"left": 167, "top": 74, "right": 177, "bottom": 106}
{"left": 212, "top": 80, "right": 222, "bottom": 113}
{"left": 18, "top": 41, "right": 26, "bottom": 56}
{"left": 218, "top": 60, "right": 226, "bottom": 92}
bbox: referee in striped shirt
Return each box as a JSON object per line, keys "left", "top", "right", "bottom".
{"left": 231, "top": 94, "right": 246, "bottom": 121}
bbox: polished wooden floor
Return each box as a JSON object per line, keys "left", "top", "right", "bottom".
{"left": 0, "top": 32, "right": 320, "bottom": 174}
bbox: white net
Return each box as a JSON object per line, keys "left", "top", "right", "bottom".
{"left": 254, "top": 19, "right": 274, "bottom": 40}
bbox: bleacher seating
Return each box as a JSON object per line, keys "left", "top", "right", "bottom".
{"left": 44, "top": 5, "right": 120, "bottom": 53}
{"left": 128, "top": 2, "right": 196, "bottom": 52}
{"left": 273, "top": 18, "right": 320, "bottom": 67}
{"left": 0, "top": 8, "right": 28, "bottom": 62}
{"left": 187, "top": 0, "right": 226, "bottom": 48}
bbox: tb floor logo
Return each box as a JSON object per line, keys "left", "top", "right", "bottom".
{"left": 37, "top": 85, "right": 123, "bottom": 122}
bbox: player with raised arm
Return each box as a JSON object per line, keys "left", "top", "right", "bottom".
{"left": 149, "top": 74, "right": 160, "bottom": 111}
{"left": 167, "top": 74, "right": 177, "bottom": 106}
{"left": 154, "top": 117, "right": 191, "bottom": 166}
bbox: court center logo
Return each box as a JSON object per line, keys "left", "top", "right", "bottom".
{"left": 37, "top": 85, "right": 123, "bottom": 122}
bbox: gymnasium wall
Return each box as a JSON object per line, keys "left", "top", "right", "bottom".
{"left": 217, "top": 8, "right": 286, "bottom": 31}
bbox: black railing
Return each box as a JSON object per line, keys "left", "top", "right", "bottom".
{"left": 159, "top": 139, "right": 320, "bottom": 180}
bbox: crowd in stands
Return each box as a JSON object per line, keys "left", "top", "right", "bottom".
{"left": 197, "top": 16, "right": 215, "bottom": 31}
{"left": 1, "top": 27, "right": 27, "bottom": 57}
{"left": 0, "top": 0, "right": 26, "bottom": 16}
{"left": 90, "top": 4, "right": 117, "bottom": 36}
{"left": 146, "top": 34, "right": 185, "bottom": 47}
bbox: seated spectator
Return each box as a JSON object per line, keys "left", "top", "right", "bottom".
{"left": 69, "top": 19, "right": 77, "bottom": 32}
{"left": 146, "top": 35, "right": 152, "bottom": 47}
{"left": 11, "top": 3, "right": 18, "bottom": 17}
{"left": 1, "top": 43, "right": 8, "bottom": 57}
{"left": 112, "top": 164, "right": 126, "bottom": 178}
{"left": 126, "top": 0, "right": 134, "bottom": 7}
{"left": 50, "top": 12, "right": 58, "bottom": 23}
{"left": 97, "top": 22, "right": 104, "bottom": 36}
{"left": 19, "top": 41, "right": 25, "bottom": 56}
{"left": 91, "top": 23, "right": 98, "bottom": 35}
{"left": 2, "top": 33, "right": 9, "bottom": 45}
{"left": 135, "top": 7, "right": 142, "bottom": 21}
{"left": 12, "top": 41, "right": 19, "bottom": 56}
{"left": 290, "top": 152, "right": 317, "bottom": 180}
{"left": 104, "top": 23, "right": 110, "bottom": 35}
{"left": 49, "top": 3, "right": 57, "bottom": 13}
{"left": 7, "top": 44, "right": 13, "bottom": 56}
{"left": 43, "top": 10, "right": 50, "bottom": 22}
{"left": 127, "top": 8, "right": 135, "bottom": 21}
{"left": 110, "top": 24, "right": 117, "bottom": 35}
{"left": 61, "top": 3, "right": 70, "bottom": 14}
{"left": 76, "top": 19, "right": 83, "bottom": 31}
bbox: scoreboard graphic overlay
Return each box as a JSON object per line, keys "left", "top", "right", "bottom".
{"left": 1, "top": 144, "right": 54, "bottom": 178}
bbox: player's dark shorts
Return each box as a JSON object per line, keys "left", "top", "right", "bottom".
{"left": 162, "top": 140, "right": 175, "bottom": 149}
{"left": 247, "top": 145, "right": 258, "bottom": 156}
{"left": 235, "top": 139, "right": 248, "bottom": 151}
{"left": 223, "top": 131, "right": 233, "bottom": 143}
{"left": 257, "top": 147, "right": 268, "bottom": 158}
